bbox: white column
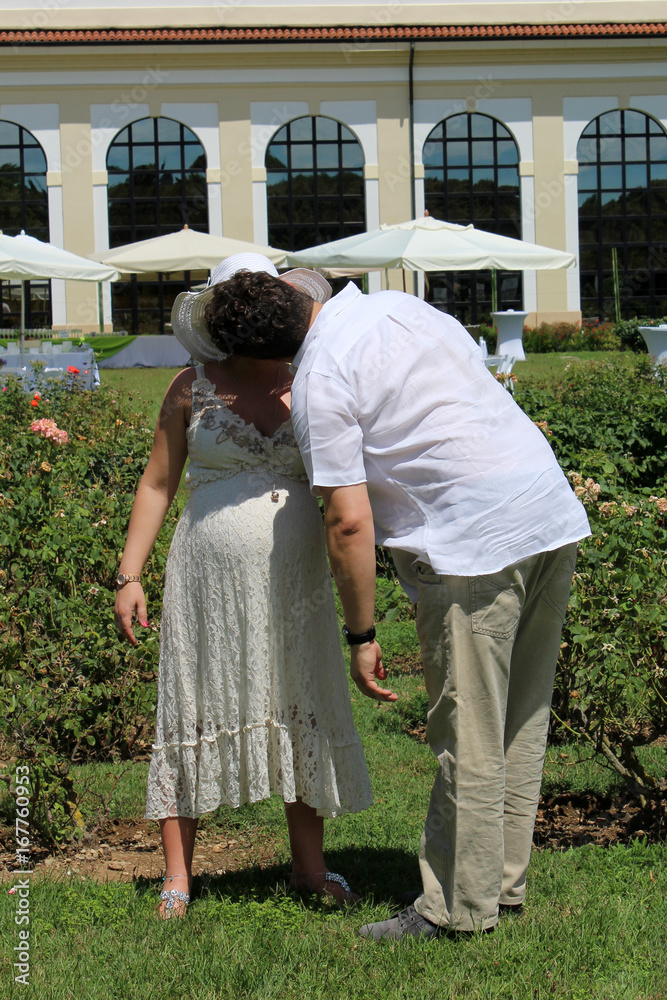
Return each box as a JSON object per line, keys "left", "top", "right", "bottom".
{"left": 46, "top": 182, "right": 66, "bottom": 325}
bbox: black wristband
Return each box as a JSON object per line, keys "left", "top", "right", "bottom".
{"left": 342, "top": 625, "right": 376, "bottom": 646}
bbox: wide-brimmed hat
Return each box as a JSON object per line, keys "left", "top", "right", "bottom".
{"left": 171, "top": 252, "right": 333, "bottom": 363}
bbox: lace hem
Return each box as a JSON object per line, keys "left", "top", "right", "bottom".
{"left": 151, "top": 717, "right": 360, "bottom": 753}
{"left": 145, "top": 720, "right": 373, "bottom": 821}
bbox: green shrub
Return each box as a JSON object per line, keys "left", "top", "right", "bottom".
{"left": 611, "top": 315, "right": 667, "bottom": 353}
{"left": 518, "top": 358, "right": 667, "bottom": 799}
{"left": 0, "top": 373, "right": 180, "bottom": 843}
{"left": 514, "top": 355, "right": 667, "bottom": 490}
{"left": 554, "top": 485, "right": 667, "bottom": 801}
{"left": 522, "top": 320, "right": 622, "bottom": 354}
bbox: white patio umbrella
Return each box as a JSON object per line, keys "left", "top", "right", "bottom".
{"left": 0, "top": 232, "right": 119, "bottom": 364}
{"left": 286, "top": 216, "right": 575, "bottom": 297}
{"left": 91, "top": 226, "right": 287, "bottom": 273}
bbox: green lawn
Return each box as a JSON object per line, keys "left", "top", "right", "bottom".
{"left": 1, "top": 674, "right": 665, "bottom": 999}
{"left": 100, "top": 367, "right": 181, "bottom": 427}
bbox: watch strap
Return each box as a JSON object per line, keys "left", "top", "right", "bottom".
{"left": 342, "top": 625, "right": 376, "bottom": 646}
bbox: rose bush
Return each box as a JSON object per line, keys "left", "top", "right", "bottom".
{"left": 0, "top": 374, "right": 182, "bottom": 843}
{"left": 515, "top": 358, "right": 667, "bottom": 807}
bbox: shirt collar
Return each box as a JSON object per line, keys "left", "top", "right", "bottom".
{"left": 289, "top": 282, "right": 361, "bottom": 374}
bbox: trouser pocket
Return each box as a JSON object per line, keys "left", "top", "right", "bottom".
{"left": 469, "top": 567, "right": 527, "bottom": 640}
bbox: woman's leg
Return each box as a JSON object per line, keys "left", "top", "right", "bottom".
{"left": 156, "top": 816, "right": 198, "bottom": 919}
{"left": 284, "top": 798, "right": 358, "bottom": 903}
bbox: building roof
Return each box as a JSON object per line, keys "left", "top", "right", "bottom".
{"left": 1, "top": 22, "right": 666, "bottom": 45}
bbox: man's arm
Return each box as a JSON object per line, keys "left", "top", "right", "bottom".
{"left": 320, "top": 484, "right": 397, "bottom": 702}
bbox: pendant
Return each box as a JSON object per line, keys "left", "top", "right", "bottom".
{"left": 271, "top": 490, "right": 279, "bottom": 503}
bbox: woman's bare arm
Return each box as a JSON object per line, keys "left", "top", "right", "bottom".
{"left": 114, "top": 369, "right": 193, "bottom": 645}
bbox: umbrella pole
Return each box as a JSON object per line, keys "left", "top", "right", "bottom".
{"left": 612, "top": 248, "right": 621, "bottom": 323}
{"left": 491, "top": 270, "right": 498, "bottom": 313}
{"left": 98, "top": 282, "right": 104, "bottom": 334}
{"left": 402, "top": 269, "right": 407, "bottom": 293}
{"left": 20, "top": 281, "right": 26, "bottom": 367}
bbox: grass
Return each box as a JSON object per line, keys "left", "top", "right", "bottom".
{"left": 515, "top": 350, "right": 634, "bottom": 383}
{"left": 1, "top": 692, "right": 666, "bottom": 999}
{"left": 2, "top": 659, "right": 666, "bottom": 998}
{"left": 1, "top": 845, "right": 666, "bottom": 1000}
{"left": 100, "top": 367, "right": 180, "bottom": 427}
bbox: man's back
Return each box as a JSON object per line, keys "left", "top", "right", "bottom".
{"left": 291, "top": 284, "right": 589, "bottom": 588}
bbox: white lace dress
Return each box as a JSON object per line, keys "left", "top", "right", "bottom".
{"left": 144, "top": 369, "right": 372, "bottom": 820}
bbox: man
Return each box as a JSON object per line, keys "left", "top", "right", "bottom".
{"left": 206, "top": 265, "right": 590, "bottom": 940}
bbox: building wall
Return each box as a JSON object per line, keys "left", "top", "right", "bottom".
{"left": 1, "top": 31, "right": 666, "bottom": 329}
{"left": 3, "top": 1, "right": 666, "bottom": 30}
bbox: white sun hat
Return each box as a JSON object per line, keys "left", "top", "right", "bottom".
{"left": 171, "top": 251, "right": 333, "bottom": 363}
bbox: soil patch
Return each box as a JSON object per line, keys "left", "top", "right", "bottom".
{"left": 534, "top": 790, "right": 666, "bottom": 848}
{"left": 0, "top": 818, "right": 281, "bottom": 885}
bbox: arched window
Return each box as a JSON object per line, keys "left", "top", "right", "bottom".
{"left": 423, "top": 112, "right": 521, "bottom": 325}
{"left": 107, "top": 116, "right": 208, "bottom": 334}
{"left": 0, "top": 120, "right": 50, "bottom": 330}
{"left": 577, "top": 109, "right": 667, "bottom": 320}
{"left": 266, "top": 116, "right": 365, "bottom": 252}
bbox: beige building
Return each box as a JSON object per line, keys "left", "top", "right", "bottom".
{"left": 1, "top": 1, "right": 666, "bottom": 333}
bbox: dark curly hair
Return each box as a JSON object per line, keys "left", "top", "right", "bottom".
{"left": 204, "top": 270, "right": 314, "bottom": 359}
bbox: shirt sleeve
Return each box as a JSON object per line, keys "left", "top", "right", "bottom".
{"left": 292, "top": 371, "right": 367, "bottom": 490}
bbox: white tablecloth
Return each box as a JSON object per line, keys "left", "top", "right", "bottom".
{"left": 0, "top": 349, "right": 99, "bottom": 389}
{"left": 97, "top": 335, "right": 190, "bottom": 368}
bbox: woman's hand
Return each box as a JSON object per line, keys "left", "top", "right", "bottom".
{"left": 114, "top": 583, "right": 148, "bottom": 646}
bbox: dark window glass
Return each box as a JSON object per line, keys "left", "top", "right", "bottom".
{"left": 266, "top": 116, "right": 366, "bottom": 256}
{"left": 106, "top": 116, "right": 208, "bottom": 334}
{"left": 577, "top": 109, "right": 667, "bottom": 319}
{"left": 423, "top": 112, "right": 522, "bottom": 325}
{"left": 0, "top": 120, "right": 51, "bottom": 329}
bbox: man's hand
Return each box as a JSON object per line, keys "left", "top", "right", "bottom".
{"left": 350, "top": 641, "right": 398, "bottom": 702}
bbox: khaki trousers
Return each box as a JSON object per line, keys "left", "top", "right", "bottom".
{"left": 411, "top": 543, "right": 577, "bottom": 931}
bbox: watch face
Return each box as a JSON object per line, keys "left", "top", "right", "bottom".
{"left": 117, "top": 573, "right": 125, "bottom": 585}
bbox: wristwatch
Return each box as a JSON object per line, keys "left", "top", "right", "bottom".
{"left": 116, "top": 573, "right": 141, "bottom": 587}
{"left": 342, "top": 625, "right": 377, "bottom": 646}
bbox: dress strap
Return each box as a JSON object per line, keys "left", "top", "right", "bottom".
{"left": 194, "top": 363, "right": 206, "bottom": 380}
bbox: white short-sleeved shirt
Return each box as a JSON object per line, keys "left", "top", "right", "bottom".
{"left": 290, "top": 283, "right": 590, "bottom": 597}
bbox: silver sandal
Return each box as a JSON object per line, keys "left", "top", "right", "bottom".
{"left": 291, "top": 871, "right": 355, "bottom": 906}
{"left": 324, "top": 872, "right": 353, "bottom": 902}
{"left": 158, "top": 874, "right": 191, "bottom": 917}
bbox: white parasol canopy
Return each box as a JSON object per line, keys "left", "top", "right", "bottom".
{"left": 91, "top": 226, "right": 287, "bottom": 273}
{"left": 0, "top": 232, "right": 118, "bottom": 283}
{"left": 0, "top": 232, "right": 119, "bottom": 363}
{"left": 286, "top": 216, "right": 576, "bottom": 273}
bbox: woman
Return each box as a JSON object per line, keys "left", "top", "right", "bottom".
{"left": 114, "top": 254, "right": 372, "bottom": 918}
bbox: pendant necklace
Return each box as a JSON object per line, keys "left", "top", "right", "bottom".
{"left": 228, "top": 361, "right": 284, "bottom": 502}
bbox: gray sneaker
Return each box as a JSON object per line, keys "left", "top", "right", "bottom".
{"left": 358, "top": 904, "right": 441, "bottom": 941}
